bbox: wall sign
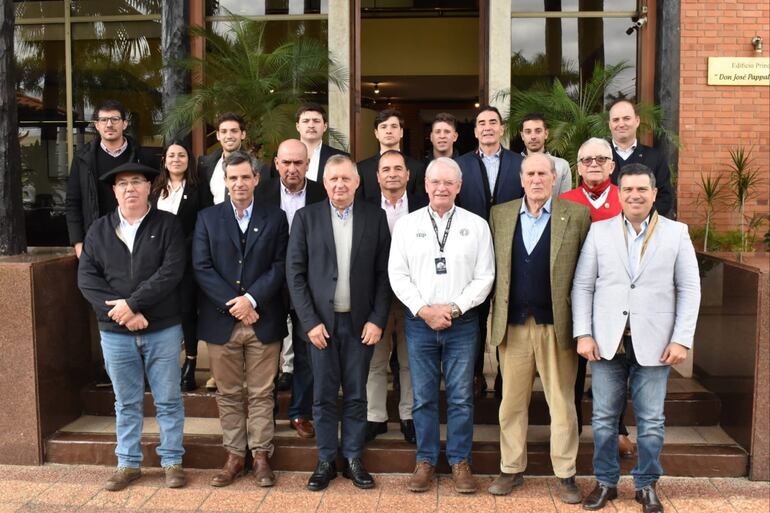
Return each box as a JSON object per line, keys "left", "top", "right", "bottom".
{"left": 708, "top": 57, "right": 770, "bottom": 86}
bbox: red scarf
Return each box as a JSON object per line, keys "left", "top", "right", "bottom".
{"left": 581, "top": 179, "right": 612, "bottom": 200}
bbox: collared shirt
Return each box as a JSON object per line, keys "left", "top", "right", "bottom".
{"left": 477, "top": 146, "right": 502, "bottom": 194}
{"left": 210, "top": 157, "right": 226, "bottom": 204}
{"left": 116, "top": 206, "right": 150, "bottom": 253}
{"left": 156, "top": 180, "right": 186, "bottom": 215}
{"left": 306, "top": 144, "right": 322, "bottom": 182}
{"left": 581, "top": 186, "right": 611, "bottom": 211}
{"left": 330, "top": 202, "right": 354, "bottom": 312}
{"left": 100, "top": 138, "right": 128, "bottom": 158}
{"left": 624, "top": 214, "right": 649, "bottom": 279}
{"left": 519, "top": 197, "right": 552, "bottom": 254}
{"left": 231, "top": 199, "right": 253, "bottom": 234}
{"left": 280, "top": 180, "right": 307, "bottom": 230}
{"left": 381, "top": 192, "right": 409, "bottom": 234}
{"left": 331, "top": 201, "right": 353, "bottom": 221}
{"left": 389, "top": 205, "right": 495, "bottom": 317}
{"left": 613, "top": 138, "right": 637, "bottom": 161}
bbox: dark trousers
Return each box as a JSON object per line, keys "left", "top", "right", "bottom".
{"left": 180, "top": 273, "right": 198, "bottom": 357}
{"left": 309, "top": 313, "right": 374, "bottom": 462}
{"left": 288, "top": 309, "right": 314, "bottom": 420}
{"left": 576, "top": 356, "right": 628, "bottom": 436}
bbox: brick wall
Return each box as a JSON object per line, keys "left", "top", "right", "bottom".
{"left": 678, "top": 1, "right": 769, "bottom": 236}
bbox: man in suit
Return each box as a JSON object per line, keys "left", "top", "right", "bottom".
{"left": 456, "top": 105, "right": 525, "bottom": 397}
{"left": 487, "top": 153, "right": 591, "bottom": 503}
{"left": 193, "top": 150, "right": 289, "bottom": 488}
{"left": 269, "top": 103, "right": 348, "bottom": 182}
{"left": 572, "top": 164, "right": 700, "bottom": 513}
{"left": 357, "top": 108, "right": 426, "bottom": 201}
{"left": 364, "top": 150, "right": 428, "bottom": 444}
{"left": 254, "top": 139, "right": 326, "bottom": 439}
{"left": 198, "top": 112, "right": 247, "bottom": 206}
{"left": 286, "top": 155, "right": 391, "bottom": 491}
{"left": 389, "top": 157, "right": 495, "bottom": 494}
{"left": 608, "top": 99, "right": 674, "bottom": 217}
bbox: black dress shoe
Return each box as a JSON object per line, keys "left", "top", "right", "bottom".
{"left": 307, "top": 460, "right": 336, "bottom": 491}
{"left": 365, "top": 421, "right": 388, "bottom": 442}
{"left": 342, "top": 458, "right": 374, "bottom": 489}
{"left": 582, "top": 482, "right": 618, "bottom": 510}
{"left": 400, "top": 419, "right": 416, "bottom": 443}
{"left": 635, "top": 483, "right": 664, "bottom": 513}
{"left": 276, "top": 372, "right": 293, "bottom": 392}
{"left": 180, "top": 358, "right": 197, "bottom": 392}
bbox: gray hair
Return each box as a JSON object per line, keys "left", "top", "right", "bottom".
{"left": 324, "top": 154, "right": 359, "bottom": 176}
{"left": 577, "top": 137, "right": 614, "bottom": 161}
{"left": 223, "top": 149, "right": 260, "bottom": 177}
{"left": 521, "top": 152, "right": 556, "bottom": 175}
{"left": 425, "top": 157, "right": 463, "bottom": 181}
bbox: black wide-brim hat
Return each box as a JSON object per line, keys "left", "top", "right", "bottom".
{"left": 99, "top": 162, "right": 160, "bottom": 184}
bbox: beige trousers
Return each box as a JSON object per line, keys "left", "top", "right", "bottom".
{"left": 366, "top": 301, "right": 413, "bottom": 422}
{"left": 498, "top": 317, "right": 578, "bottom": 478}
{"left": 207, "top": 322, "right": 280, "bottom": 457}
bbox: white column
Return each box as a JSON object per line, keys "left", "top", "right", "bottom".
{"left": 489, "top": 0, "right": 512, "bottom": 118}
{"left": 328, "top": 0, "right": 350, "bottom": 152}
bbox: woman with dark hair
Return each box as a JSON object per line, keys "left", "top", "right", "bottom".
{"left": 152, "top": 140, "right": 213, "bottom": 391}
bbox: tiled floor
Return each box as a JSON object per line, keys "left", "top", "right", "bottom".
{"left": 0, "top": 465, "right": 766, "bottom": 513}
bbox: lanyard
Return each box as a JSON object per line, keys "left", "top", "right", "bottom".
{"left": 429, "top": 209, "right": 455, "bottom": 254}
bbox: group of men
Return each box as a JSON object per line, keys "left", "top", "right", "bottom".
{"left": 69, "top": 98, "right": 699, "bottom": 513}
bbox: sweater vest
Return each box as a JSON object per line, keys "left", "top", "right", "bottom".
{"left": 508, "top": 218, "right": 554, "bottom": 325}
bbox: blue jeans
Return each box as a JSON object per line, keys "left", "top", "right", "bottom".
{"left": 590, "top": 337, "right": 670, "bottom": 489}
{"left": 100, "top": 324, "right": 185, "bottom": 468}
{"left": 405, "top": 309, "right": 478, "bottom": 466}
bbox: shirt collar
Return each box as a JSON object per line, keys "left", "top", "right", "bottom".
{"left": 612, "top": 138, "right": 637, "bottom": 153}
{"left": 330, "top": 200, "right": 353, "bottom": 220}
{"left": 117, "top": 205, "right": 150, "bottom": 226}
{"left": 623, "top": 212, "right": 651, "bottom": 236}
{"left": 477, "top": 145, "right": 503, "bottom": 159}
{"left": 519, "top": 196, "right": 552, "bottom": 218}
{"left": 428, "top": 204, "right": 456, "bottom": 220}
{"left": 281, "top": 179, "right": 307, "bottom": 196}
{"left": 231, "top": 199, "right": 254, "bottom": 220}
{"left": 100, "top": 138, "right": 128, "bottom": 157}
{"left": 381, "top": 191, "right": 406, "bottom": 209}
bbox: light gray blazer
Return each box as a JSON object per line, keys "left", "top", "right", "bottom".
{"left": 571, "top": 214, "right": 701, "bottom": 366}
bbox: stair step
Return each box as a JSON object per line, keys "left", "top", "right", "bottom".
{"left": 45, "top": 416, "right": 747, "bottom": 477}
{"left": 81, "top": 386, "right": 722, "bottom": 426}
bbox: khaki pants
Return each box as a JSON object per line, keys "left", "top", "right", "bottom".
{"left": 498, "top": 317, "right": 578, "bottom": 478}
{"left": 366, "top": 301, "right": 413, "bottom": 422}
{"left": 207, "top": 322, "right": 280, "bottom": 457}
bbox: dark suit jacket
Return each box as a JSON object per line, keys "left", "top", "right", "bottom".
{"left": 192, "top": 200, "right": 289, "bottom": 345}
{"left": 456, "top": 148, "right": 524, "bottom": 221}
{"left": 268, "top": 143, "right": 349, "bottom": 181}
{"left": 357, "top": 153, "right": 426, "bottom": 202}
{"left": 286, "top": 201, "right": 392, "bottom": 339}
{"left": 610, "top": 143, "right": 673, "bottom": 217}
{"left": 253, "top": 177, "right": 327, "bottom": 208}
{"left": 151, "top": 181, "right": 213, "bottom": 239}
{"left": 197, "top": 148, "right": 269, "bottom": 203}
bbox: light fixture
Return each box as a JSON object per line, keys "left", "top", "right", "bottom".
{"left": 474, "top": 102, "right": 480, "bottom": 108}
{"left": 373, "top": 82, "right": 380, "bottom": 94}
{"left": 752, "top": 35, "right": 763, "bottom": 54}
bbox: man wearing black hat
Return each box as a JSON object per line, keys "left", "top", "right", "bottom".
{"left": 78, "top": 162, "right": 187, "bottom": 492}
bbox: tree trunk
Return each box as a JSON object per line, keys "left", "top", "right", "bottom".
{"left": 161, "top": 0, "right": 191, "bottom": 142}
{"left": 0, "top": 1, "right": 27, "bottom": 255}
{"left": 578, "top": 0, "right": 605, "bottom": 94}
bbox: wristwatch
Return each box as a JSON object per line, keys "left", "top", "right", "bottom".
{"left": 450, "top": 303, "right": 462, "bottom": 319}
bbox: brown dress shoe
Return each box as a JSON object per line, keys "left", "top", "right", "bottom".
{"left": 104, "top": 466, "right": 141, "bottom": 492}
{"left": 488, "top": 472, "right": 524, "bottom": 496}
{"left": 450, "top": 460, "right": 477, "bottom": 494}
{"left": 618, "top": 435, "right": 635, "bottom": 458}
{"left": 556, "top": 476, "right": 581, "bottom": 504}
{"left": 210, "top": 453, "right": 245, "bottom": 487}
{"left": 164, "top": 464, "right": 187, "bottom": 488}
{"left": 252, "top": 451, "right": 276, "bottom": 487}
{"left": 290, "top": 418, "right": 315, "bottom": 438}
{"left": 407, "top": 461, "right": 435, "bottom": 492}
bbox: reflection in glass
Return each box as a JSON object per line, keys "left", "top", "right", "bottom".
{"left": 70, "top": 0, "right": 161, "bottom": 17}
{"left": 512, "top": 0, "right": 635, "bottom": 12}
{"left": 15, "top": 1, "right": 64, "bottom": 18}
{"left": 208, "top": 0, "right": 323, "bottom": 16}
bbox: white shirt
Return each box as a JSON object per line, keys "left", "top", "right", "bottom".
{"left": 613, "top": 139, "right": 637, "bottom": 161}
{"left": 306, "top": 144, "right": 322, "bottom": 182}
{"left": 381, "top": 192, "right": 409, "bottom": 234}
{"left": 210, "top": 157, "right": 226, "bottom": 204}
{"left": 100, "top": 138, "right": 128, "bottom": 157}
{"left": 581, "top": 186, "right": 611, "bottom": 210}
{"left": 117, "top": 206, "right": 150, "bottom": 253}
{"left": 389, "top": 205, "right": 495, "bottom": 316}
{"left": 156, "top": 180, "right": 185, "bottom": 215}
{"left": 280, "top": 180, "right": 307, "bottom": 230}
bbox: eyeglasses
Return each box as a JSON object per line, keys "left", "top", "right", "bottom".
{"left": 115, "top": 178, "right": 148, "bottom": 190}
{"left": 427, "top": 179, "right": 458, "bottom": 188}
{"left": 578, "top": 156, "right": 611, "bottom": 165}
{"left": 96, "top": 116, "right": 123, "bottom": 125}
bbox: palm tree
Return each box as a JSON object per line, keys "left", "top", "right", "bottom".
{"left": 163, "top": 14, "right": 347, "bottom": 155}
{"left": 726, "top": 146, "right": 763, "bottom": 252}
{"left": 694, "top": 172, "right": 725, "bottom": 252}
{"left": 496, "top": 62, "right": 675, "bottom": 180}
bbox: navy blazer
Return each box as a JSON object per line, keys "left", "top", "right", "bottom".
{"left": 253, "top": 177, "right": 327, "bottom": 208}
{"left": 192, "top": 200, "right": 289, "bottom": 345}
{"left": 610, "top": 143, "right": 673, "bottom": 217}
{"left": 286, "top": 200, "right": 392, "bottom": 339}
{"left": 455, "top": 148, "right": 524, "bottom": 221}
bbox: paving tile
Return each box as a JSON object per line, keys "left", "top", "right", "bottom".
{"left": 317, "top": 492, "right": 381, "bottom": 513}
{"left": 711, "top": 477, "right": 770, "bottom": 499}
{"left": 665, "top": 498, "right": 737, "bottom": 513}
{"left": 611, "top": 497, "right": 675, "bottom": 512}
{"left": 198, "top": 489, "right": 265, "bottom": 512}
{"left": 270, "top": 471, "right": 313, "bottom": 491}
{"left": 658, "top": 477, "right": 720, "bottom": 499}
{"left": 140, "top": 488, "right": 210, "bottom": 510}
{"left": 30, "top": 482, "right": 102, "bottom": 506}
{"left": 375, "top": 494, "right": 438, "bottom": 513}
{"left": 0, "top": 504, "right": 23, "bottom": 513}
{"left": 54, "top": 465, "right": 119, "bottom": 485}
{"left": 256, "top": 491, "right": 322, "bottom": 513}
{"left": 437, "top": 494, "right": 496, "bottom": 512}
{"left": 0, "top": 480, "right": 52, "bottom": 503}
{"left": 12, "top": 504, "right": 80, "bottom": 513}
{"left": 0, "top": 464, "right": 71, "bottom": 483}
{"left": 378, "top": 474, "right": 436, "bottom": 496}
{"left": 495, "top": 496, "right": 558, "bottom": 513}
{"left": 726, "top": 497, "right": 770, "bottom": 513}
{"left": 85, "top": 485, "right": 158, "bottom": 509}
{"left": 323, "top": 476, "right": 382, "bottom": 496}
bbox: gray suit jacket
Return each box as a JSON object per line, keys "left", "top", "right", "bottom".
{"left": 571, "top": 214, "right": 701, "bottom": 366}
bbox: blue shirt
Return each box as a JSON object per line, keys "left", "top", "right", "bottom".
{"left": 478, "top": 147, "right": 502, "bottom": 194}
{"left": 231, "top": 199, "right": 254, "bottom": 234}
{"left": 624, "top": 215, "right": 649, "bottom": 279}
{"left": 519, "top": 197, "right": 552, "bottom": 255}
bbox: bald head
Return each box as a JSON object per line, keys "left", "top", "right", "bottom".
{"left": 275, "top": 138, "right": 309, "bottom": 192}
